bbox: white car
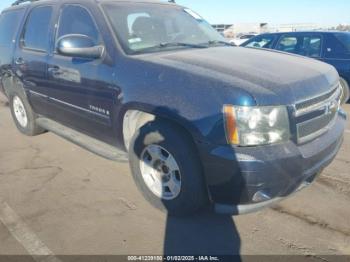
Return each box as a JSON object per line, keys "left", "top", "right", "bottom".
{"left": 230, "top": 34, "right": 258, "bottom": 46}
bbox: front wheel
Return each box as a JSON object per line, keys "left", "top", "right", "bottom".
{"left": 340, "top": 77, "right": 349, "bottom": 104}
{"left": 128, "top": 120, "right": 209, "bottom": 216}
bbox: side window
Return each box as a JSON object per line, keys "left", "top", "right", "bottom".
{"left": 22, "top": 6, "right": 53, "bottom": 52}
{"left": 276, "top": 35, "right": 322, "bottom": 57}
{"left": 302, "top": 36, "right": 322, "bottom": 58}
{"left": 245, "top": 35, "right": 276, "bottom": 49}
{"left": 0, "top": 10, "right": 24, "bottom": 47}
{"left": 57, "top": 5, "right": 100, "bottom": 45}
{"left": 276, "top": 36, "right": 299, "bottom": 54}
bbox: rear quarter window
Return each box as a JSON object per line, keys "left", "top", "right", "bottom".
{"left": 0, "top": 9, "right": 24, "bottom": 47}
{"left": 334, "top": 33, "right": 350, "bottom": 52}
{"left": 325, "top": 33, "right": 350, "bottom": 59}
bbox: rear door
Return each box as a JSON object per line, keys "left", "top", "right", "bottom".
{"left": 0, "top": 8, "right": 26, "bottom": 96}
{"left": 13, "top": 5, "right": 55, "bottom": 115}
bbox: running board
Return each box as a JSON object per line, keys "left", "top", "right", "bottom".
{"left": 36, "top": 118, "right": 128, "bottom": 162}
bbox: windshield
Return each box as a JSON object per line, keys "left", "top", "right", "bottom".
{"left": 103, "top": 3, "right": 228, "bottom": 54}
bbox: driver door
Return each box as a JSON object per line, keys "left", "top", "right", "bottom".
{"left": 47, "top": 4, "right": 116, "bottom": 144}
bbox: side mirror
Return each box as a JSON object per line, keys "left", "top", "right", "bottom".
{"left": 57, "top": 34, "right": 104, "bottom": 59}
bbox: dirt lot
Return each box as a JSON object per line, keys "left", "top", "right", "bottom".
{"left": 0, "top": 93, "right": 349, "bottom": 259}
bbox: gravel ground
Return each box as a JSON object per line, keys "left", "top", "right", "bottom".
{"left": 0, "top": 93, "right": 349, "bottom": 260}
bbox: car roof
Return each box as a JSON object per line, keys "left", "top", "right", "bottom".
{"left": 98, "top": 0, "right": 174, "bottom": 4}
{"left": 259, "top": 31, "right": 350, "bottom": 36}
{"left": 2, "top": 0, "right": 175, "bottom": 13}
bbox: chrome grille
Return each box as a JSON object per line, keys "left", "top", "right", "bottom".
{"left": 294, "top": 83, "right": 341, "bottom": 144}
{"left": 295, "top": 87, "right": 338, "bottom": 112}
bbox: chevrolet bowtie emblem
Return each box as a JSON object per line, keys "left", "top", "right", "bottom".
{"left": 325, "top": 100, "right": 338, "bottom": 115}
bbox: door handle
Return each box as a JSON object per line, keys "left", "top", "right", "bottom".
{"left": 49, "top": 66, "right": 60, "bottom": 72}
{"left": 48, "top": 66, "right": 62, "bottom": 77}
{"left": 15, "top": 57, "right": 25, "bottom": 65}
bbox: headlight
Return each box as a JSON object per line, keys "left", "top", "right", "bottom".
{"left": 223, "top": 105, "right": 290, "bottom": 146}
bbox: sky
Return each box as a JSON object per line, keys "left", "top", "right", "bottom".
{"left": 175, "top": 0, "right": 350, "bottom": 27}
{"left": 1, "top": 0, "right": 349, "bottom": 27}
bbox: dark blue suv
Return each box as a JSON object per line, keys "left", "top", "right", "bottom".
{"left": 0, "top": 0, "right": 347, "bottom": 216}
{"left": 242, "top": 31, "right": 350, "bottom": 104}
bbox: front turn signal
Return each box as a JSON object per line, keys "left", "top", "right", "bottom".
{"left": 223, "top": 105, "right": 239, "bottom": 145}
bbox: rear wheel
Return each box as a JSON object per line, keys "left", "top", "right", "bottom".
{"left": 9, "top": 91, "right": 45, "bottom": 136}
{"left": 128, "top": 120, "right": 208, "bottom": 216}
{"left": 340, "top": 77, "right": 349, "bottom": 104}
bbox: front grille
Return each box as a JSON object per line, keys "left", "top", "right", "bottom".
{"left": 295, "top": 87, "right": 338, "bottom": 112}
{"left": 297, "top": 110, "right": 337, "bottom": 139}
{"left": 294, "top": 83, "right": 341, "bottom": 144}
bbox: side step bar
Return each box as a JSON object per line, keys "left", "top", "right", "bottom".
{"left": 36, "top": 118, "right": 128, "bottom": 163}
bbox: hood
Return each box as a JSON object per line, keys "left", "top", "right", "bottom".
{"left": 135, "top": 46, "right": 339, "bottom": 105}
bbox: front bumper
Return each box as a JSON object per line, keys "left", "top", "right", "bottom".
{"left": 200, "top": 111, "right": 347, "bottom": 215}
{"left": 215, "top": 180, "right": 311, "bottom": 215}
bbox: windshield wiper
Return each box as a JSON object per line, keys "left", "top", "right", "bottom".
{"left": 131, "top": 42, "right": 208, "bottom": 55}
{"left": 207, "top": 40, "right": 234, "bottom": 47}
{"left": 158, "top": 42, "right": 208, "bottom": 49}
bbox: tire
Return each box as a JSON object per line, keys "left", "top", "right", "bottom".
{"left": 9, "top": 91, "right": 45, "bottom": 136}
{"left": 340, "top": 77, "right": 350, "bottom": 104}
{"left": 128, "top": 120, "right": 209, "bottom": 216}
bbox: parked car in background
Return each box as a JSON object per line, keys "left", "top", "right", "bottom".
{"left": 241, "top": 31, "right": 350, "bottom": 104}
{"left": 230, "top": 33, "right": 258, "bottom": 46}
{"left": 0, "top": 0, "right": 347, "bottom": 216}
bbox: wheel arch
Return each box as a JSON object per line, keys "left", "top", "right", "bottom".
{"left": 121, "top": 105, "right": 202, "bottom": 152}
{"left": 2, "top": 75, "right": 27, "bottom": 98}
{"left": 339, "top": 76, "right": 350, "bottom": 103}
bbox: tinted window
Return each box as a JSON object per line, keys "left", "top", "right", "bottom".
{"left": 0, "top": 10, "right": 24, "bottom": 47}
{"left": 57, "top": 5, "right": 100, "bottom": 45}
{"left": 244, "top": 35, "right": 276, "bottom": 49}
{"left": 22, "top": 6, "right": 53, "bottom": 51}
{"left": 302, "top": 36, "right": 322, "bottom": 57}
{"left": 325, "top": 33, "right": 350, "bottom": 59}
{"left": 276, "top": 35, "right": 322, "bottom": 57}
{"left": 276, "top": 36, "right": 298, "bottom": 53}
{"left": 334, "top": 33, "right": 350, "bottom": 52}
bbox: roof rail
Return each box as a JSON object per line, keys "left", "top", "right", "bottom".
{"left": 12, "top": 0, "right": 39, "bottom": 6}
